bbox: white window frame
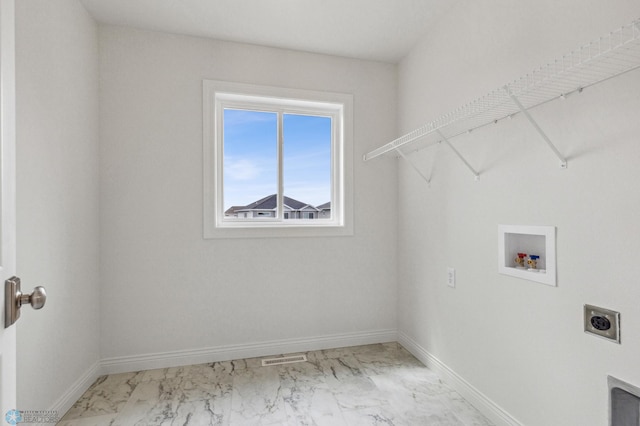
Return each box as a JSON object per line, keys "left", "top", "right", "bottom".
{"left": 203, "top": 80, "right": 353, "bottom": 239}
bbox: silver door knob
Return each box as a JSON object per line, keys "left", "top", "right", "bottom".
{"left": 18, "top": 286, "right": 46, "bottom": 310}
{"left": 4, "top": 277, "right": 47, "bottom": 328}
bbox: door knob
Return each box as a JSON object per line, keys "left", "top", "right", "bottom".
{"left": 4, "top": 277, "right": 47, "bottom": 328}
{"left": 18, "top": 285, "right": 46, "bottom": 310}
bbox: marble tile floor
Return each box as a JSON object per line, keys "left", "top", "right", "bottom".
{"left": 58, "top": 343, "right": 493, "bottom": 426}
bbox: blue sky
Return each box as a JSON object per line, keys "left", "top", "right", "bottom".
{"left": 223, "top": 109, "right": 331, "bottom": 210}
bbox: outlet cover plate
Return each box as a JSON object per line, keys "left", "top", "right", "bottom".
{"left": 584, "top": 304, "right": 620, "bottom": 344}
{"left": 447, "top": 267, "right": 455, "bottom": 288}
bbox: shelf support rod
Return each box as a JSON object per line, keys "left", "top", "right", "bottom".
{"left": 436, "top": 129, "right": 480, "bottom": 181}
{"left": 394, "top": 147, "right": 432, "bottom": 185}
{"left": 505, "top": 87, "right": 568, "bottom": 168}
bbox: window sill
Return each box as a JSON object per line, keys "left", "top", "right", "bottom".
{"left": 203, "top": 223, "right": 354, "bottom": 239}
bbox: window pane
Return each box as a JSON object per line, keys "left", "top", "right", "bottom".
{"left": 223, "top": 109, "right": 277, "bottom": 218}
{"left": 283, "top": 114, "right": 332, "bottom": 220}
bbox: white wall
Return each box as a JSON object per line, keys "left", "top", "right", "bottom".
{"left": 397, "top": 1, "right": 640, "bottom": 425}
{"left": 15, "top": 0, "right": 100, "bottom": 412}
{"left": 98, "top": 27, "right": 398, "bottom": 360}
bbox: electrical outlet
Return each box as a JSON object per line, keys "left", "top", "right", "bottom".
{"left": 584, "top": 304, "right": 620, "bottom": 343}
{"left": 447, "top": 267, "right": 455, "bottom": 288}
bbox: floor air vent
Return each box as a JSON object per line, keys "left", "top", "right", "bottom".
{"left": 261, "top": 354, "right": 307, "bottom": 367}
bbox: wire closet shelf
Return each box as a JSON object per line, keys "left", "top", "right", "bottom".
{"left": 363, "top": 19, "right": 640, "bottom": 167}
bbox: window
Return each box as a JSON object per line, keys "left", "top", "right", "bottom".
{"left": 204, "top": 80, "right": 353, "bottom": 238}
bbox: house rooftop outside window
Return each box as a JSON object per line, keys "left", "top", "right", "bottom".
{"left": 224, "top": 194, "right": 330, "bottom": 220}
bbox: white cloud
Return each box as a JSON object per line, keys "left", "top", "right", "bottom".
{"left": 225, "top": 158, "right": 261, "bottom": 181}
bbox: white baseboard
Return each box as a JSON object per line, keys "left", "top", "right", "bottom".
{"left": 48, "top": 360, "right": 101, "bottom": 418}
{"left": 101, "top": 329, "right": 398, "bottom": 375}
{"left": 398, "top": 331, "right": 524, "bottom": 426}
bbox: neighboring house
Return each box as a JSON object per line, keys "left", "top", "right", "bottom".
{"left": 223, "top": 206, "right": 247, "bottom": 217}
{"left": 225, "top": 194, "right": 328, "bottom": 219}
{"left": 317, "top": 202, "right": 331, "bottom": 219}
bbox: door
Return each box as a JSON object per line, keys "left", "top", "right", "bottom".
{"left": 0, "top": 0, "right": 17, "bottom": 417}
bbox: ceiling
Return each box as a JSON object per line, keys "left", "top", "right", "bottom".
{"left": 79, "top": 0, "right": 458, "bottom": 63}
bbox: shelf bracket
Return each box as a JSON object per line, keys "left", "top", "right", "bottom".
{"left": 436, "top": 129, "right": 480, "bottom": 181}
{"left": 505, "top": 87, "right": 568, "bottom": 169}
{"left": 394, "top": 147, "right": 433, "bottom": 186}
